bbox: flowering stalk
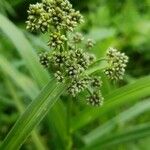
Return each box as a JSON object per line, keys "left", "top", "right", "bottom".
{"left": 26, "top": 0, "right": 128, "bottom": 106}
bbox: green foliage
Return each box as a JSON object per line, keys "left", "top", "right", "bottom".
{"left": 83, "top": 122, "right": 150, "bottom": 150}
{"left": 0, "top": 0, "right": 150, "bottom": 150}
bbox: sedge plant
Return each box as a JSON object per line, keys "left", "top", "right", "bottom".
{"left": 0, "top": 0, "right": 129, "bottom": 149}
{"left": 26, "top": 0, "right": 128, "bottom": 106}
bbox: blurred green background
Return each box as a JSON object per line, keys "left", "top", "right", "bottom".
{"left": 0, "top": 0, "right": 150, "bottom": 150}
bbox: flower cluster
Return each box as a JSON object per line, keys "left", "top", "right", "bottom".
{"left": 26, "top": 0, "right": 83, "bottom": 32}
{"left": 91, "top": 77, "right": 102, "bottom": 88}
{"left": 87, "top": 91, "right": 104, "bottom": 106}
{"left": 72, "top": 32, "right": 84, "bottom": 44}
{"left": 86, "top": 39, "right": 95, "bottom": 49}
{"left": 38, "top": 46, "right": 103, "bottom": 106}
{"left": 26, "top": 0, "right": 128, "bottom": 107}
{"left": 67, "top": 77, "right": 90, "bottom": 97}
{"left": 41, "top": 49, "right": 95, "bottom": 79}
{"left": 48, "top": 32, "right": 67, "bottom": 49}
{"left": 43, "top": 0, "right": 83, "bottom": 31}
{"left": 26, "top": 3, "right": 51, "bottom": 33}
{"left": 104, "top": 47, "right": 129, "bottom": 80}
{"left": 39, "top": 52, "right": 50, "bottom": 68}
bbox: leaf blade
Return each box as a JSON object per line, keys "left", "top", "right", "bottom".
{"left": 83, "top": 98, "right": 150, "bottom": 145}
{"left": 0, "top": 79, "right": 66, "bottom": 150}
{"left": 83, "top": 123, "right": 150, "bottom": 150}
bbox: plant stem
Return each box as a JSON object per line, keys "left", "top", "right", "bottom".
{"left": 91, "top": 57, "right": 107, "bottom": 66}
{"left": 83, "top": 57, "right": 108, "bottom": 76}
{"left": 85, "top": 65, "right": 107, "bottom": 76}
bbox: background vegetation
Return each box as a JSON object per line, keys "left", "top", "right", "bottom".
{"left": 0, "top": 0, "right": 150, "bottom": 149}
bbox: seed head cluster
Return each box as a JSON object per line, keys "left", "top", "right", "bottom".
{"left": 26, "top": 3, "right": 51, "bottom": 33}
{"left": 48, "top": 32, "right": 67, "bottom": 49}
{"left": 86, "top": 39, "right": 95, "bottom": 49}
{"left": 104, "top": 47, "right": 128, "bottom": 80}
{"left": 87, "top": 91, "right": 104, "bottom": 106}
{"left": 26, "top": 0, "right": 83, "bottom": 32}
{"left": 26, "top": 0, "right": 128, "bottom": 107}
{"left": 39, "top": 52, "right": 49, "bottom": 68}
{"left": 73, "top": 32, "right": 84, "bottom": 44}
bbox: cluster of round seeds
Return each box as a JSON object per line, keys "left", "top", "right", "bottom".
{"left": 50, "top": 51, "right": 68, "bottom": 67}
{"left": 65, "top": 10, "right": 83, "bottom": 31}
{"left": 38, "top": 48, "right": 102, "bottom": 100}
{"left": 54, "top": 71, "right": 64, "bottom": 83}
{"left": 72, "top": 32, "right": 84, "bottom": 44}
{"left": 67, "top": 75, "right": 103, "bottom": 101}
{"left": 85, "top": 76, "right": 103, "bottom": 106}
{"left": 67, "top": 77, "right": 90, "bottom": 97}
{"left": 27, "top": 1, "right": 128, "bottom": 107}
{"left": 91, "top": 77, "right": 102, "bottom": 88}
{"left": 87, "top": 91, "right": 104, "bottom": 106}
{"left": 38, "top": 49, "right": 94, "bottom": 78}
{"left": 39, "top": 52, "right": 50, "bottom": 68}
{"left": 26, "top": 0, "right": 83, "bottom": 33}
{"left": 26, "top": 3, "right": 51, "bottom": 33}
{"left": 66, "top": 62, "right": 81, "bottom": 78}
{"left": 86, "top": 39, "right": 95, "bottom": 49}
{"left": 48, "top": 32, "right": 67, "bottom": 49}
{"left": 70, "top": 49, "right": 96, "bottom": 70}
{"left": 104, "top": 47, "right": 128, "bottom": 80}
{"left": 47, "top": 49, "right": 95, "bottom": 79}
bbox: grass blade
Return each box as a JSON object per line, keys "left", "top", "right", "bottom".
{"left": 0, "top": 54, "right": 68, "bottom": 147}
{"left": 0, "top": 55, "right": 39, "bottom": 99}
{"left": 0, "top": 13, "right": 68, "bottom": 146}
{"left": 0, "top": 13, "right": 49, "bottom": 86}
{"left": 83, "top": 123, "right": 150, "bottom": 150}
{"left": 4, "top": 77, "right": 46, "bottom": 150}
{"left": 83, "top": 98, "right": 150, "bottom": 145}
{"left": 0, "top": 79, "right": 66, "bottom": 150}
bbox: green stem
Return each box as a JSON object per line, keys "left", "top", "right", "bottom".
{"left": 84, "top": 65, "right": 107, "bottom": 76}
{"left": 87, "top": 87, "right": 93, "bottom": 95}
{"left": 91, "top": 57, "right": 107, "bottom": 66}
{"left": 63, "top": 30, "right": 68, "bottom": 51}
{"left": 82, "top": 57, "right": 108, "bottom": 76}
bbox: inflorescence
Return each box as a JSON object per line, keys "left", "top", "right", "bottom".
{"left": 26, "top": 0, "right": 128, "bottom": 107}
{"left": 104, "top": 47, "right": 129, "bottom": 80}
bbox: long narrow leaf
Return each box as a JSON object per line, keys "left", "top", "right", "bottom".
{"left": 83, "top": 123, "right": 150, "bottom": 150}
{"left": 83, "top": 98, "right": 150, "bottom": 145}
{"left": 0, "top": 13, "right": 49, "bottom": 86}
{"left": 0, "top": 79, "right": 66, "bottom": 150}
{"left": 5, "top": 77, "right": 46, "bottom": 150}
{"left": 0, "top": 55, "right": 39, "bottom": 99}
{"left": 0, "top": 54, "right": 68, "bottom": 147}
{"left": 0, "top": 14, "right": 68, "bottom": 146}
